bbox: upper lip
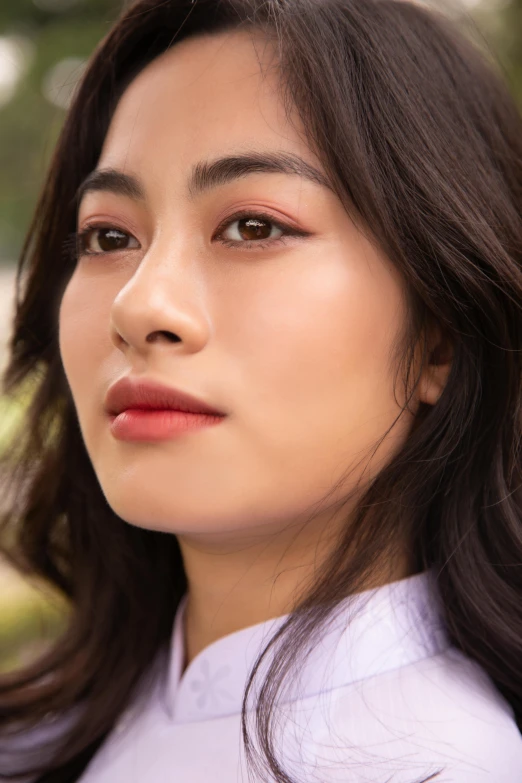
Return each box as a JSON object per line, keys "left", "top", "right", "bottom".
{"left": 104, "top": 377, "right": 225, "bottom": 417}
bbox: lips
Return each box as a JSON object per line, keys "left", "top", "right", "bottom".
{"left": 104, "top": 377, "right": 225, "bottom": 418}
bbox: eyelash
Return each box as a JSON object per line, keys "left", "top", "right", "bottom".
{"left": 64, "top": 210, "right": 309, "bottom": 261}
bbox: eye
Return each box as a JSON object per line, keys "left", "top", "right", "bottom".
{"left": 213, "top": 211, "right": 309, "bottom": 248}
{"left": 221, "top": 216, "right": 284, "bottom": 242}
{"left": 78, "top": 226, "right": 140, "bottom": 255}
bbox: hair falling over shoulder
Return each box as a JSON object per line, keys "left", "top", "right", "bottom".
{"left": 0, "top": 0, "right": 521, "bottom": 781}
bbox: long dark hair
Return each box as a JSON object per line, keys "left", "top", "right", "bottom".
{"left": 1, "top": 0, "right": 521, "bottom": 781}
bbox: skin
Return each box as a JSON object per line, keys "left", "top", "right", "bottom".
{"left": 58, "top": 30, "right": 450, "bottom": 668}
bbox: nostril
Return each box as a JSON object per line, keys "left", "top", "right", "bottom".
{"left": 146, "top": 331, "right": 181, "bottom": 344}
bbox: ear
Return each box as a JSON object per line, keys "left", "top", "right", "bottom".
{"left": 417, "top": 325, "right": 453, "bottom": 406}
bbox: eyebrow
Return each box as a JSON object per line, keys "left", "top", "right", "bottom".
{"left": 76, "top": 152, "right": 331, "bottom": 206}
{"left": 188, "top": 152, "right": 331, "bottom": 197}
{"left": 76, "top": 169, "right": 145, "bottom": 205}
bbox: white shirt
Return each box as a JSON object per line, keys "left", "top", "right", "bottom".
{"left": 4, "top": 570, "right": 522, "bottom": 781}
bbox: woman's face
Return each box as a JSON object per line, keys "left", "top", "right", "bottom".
{"left": 59, "top": 30, "right": 416, "bottom": 540}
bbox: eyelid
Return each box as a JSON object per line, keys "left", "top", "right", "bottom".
{"left": 78, "top": 217, "right": 140, "bottom": 236}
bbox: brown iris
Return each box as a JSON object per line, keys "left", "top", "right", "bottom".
{"left": 237, "top": 218, "right": 273, "bottom": 240}
{"left": 83, "top": 228, "right": 131, "bottom": 253}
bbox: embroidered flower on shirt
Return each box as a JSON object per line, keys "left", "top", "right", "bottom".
{"left": 189, "top": 658, "right": 233, "bottom": 709}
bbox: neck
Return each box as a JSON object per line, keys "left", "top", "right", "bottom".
{"left": 176, "top": 508, "right": 414, "bottom": 671}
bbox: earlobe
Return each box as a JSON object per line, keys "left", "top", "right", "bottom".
{"left": 418, "top": 362, "right": 451, "bottom": 405}
{"left": 417, "top": 333, "right": 453, "bottom": 406}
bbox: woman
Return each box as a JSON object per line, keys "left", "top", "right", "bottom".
{"left": 0, "top": 0, "right": 521, "bottom": 780}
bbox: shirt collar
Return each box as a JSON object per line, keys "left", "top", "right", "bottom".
{"left": 161, "top": 569, "right": 450, "bottom": 724}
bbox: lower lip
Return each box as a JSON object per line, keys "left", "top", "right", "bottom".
{"left": 109, "top": 409, "right": 225, "bottom": 442}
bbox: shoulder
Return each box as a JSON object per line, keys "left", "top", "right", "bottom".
{"left": 297, "top": 646, "right": 522, "bottom": 782}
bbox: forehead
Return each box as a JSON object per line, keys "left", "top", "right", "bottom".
{"left": 99, "top": 30, "right": 312, "bottom": 174}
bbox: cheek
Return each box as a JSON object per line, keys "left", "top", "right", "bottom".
{"left": 59, "top": 277, "right": 81, "bottom": 383}
{"left": 58, "top": 273, "right": 110, "bottom": 405}
{"left": 189, "top": 252, "right": 410, "bottom": 530}
{"left": 231, "top": 248, "right": 405, "bottom": 422}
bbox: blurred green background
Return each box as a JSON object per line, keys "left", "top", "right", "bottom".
{"left": 0, "top": 0, "right": 521, "bottom": 672}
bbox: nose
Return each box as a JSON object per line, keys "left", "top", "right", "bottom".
{"left": 109, "top": 247, "right": 210, "bottom": 359}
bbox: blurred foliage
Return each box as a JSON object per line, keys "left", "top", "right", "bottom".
{"left": 0, "top": 386, "right": 28, "bottom": 456}
{"left": 0, "top": 576, "right": 68, "bottom": 673}
{"left": 471, "top": 0, "right": 522, "bottom": 102}
{"left": 0, "top": 0, "right": 126, "bottom": 261}
{"left": 0, "top": 369, "right": 45, "bottom": 457}
{"left": 0, "top": 369, "right": 64, "bottom": 671}
{"left": 497, "top": 0, "right": 522, "bottom": 95}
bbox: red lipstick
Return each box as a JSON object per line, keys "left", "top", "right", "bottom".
{"left": 104, "top": 377, "right": 226, "bottom": 442}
